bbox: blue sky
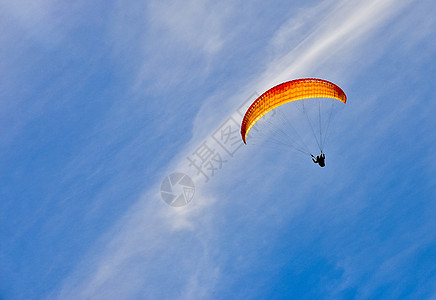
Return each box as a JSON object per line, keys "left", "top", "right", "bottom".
{"left": 1, "top": 0, "right": 435, "bottom": 299}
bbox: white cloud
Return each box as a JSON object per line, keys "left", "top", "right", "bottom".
{"left": 257, "top": 0, "right": 412, "bottom": 88}
{"left": 112, "top": 0, "right": 235, "bottom": 95}
{"left": 146, "top": 0, "right": 230, "bottom": 55}
{"left": 53, "top": 184, "right": 219, "bottom": 299}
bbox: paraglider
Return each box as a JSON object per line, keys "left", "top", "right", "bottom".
{"left": 240, "top": 78, "right": 347, "bottom": 166}
{"left": 312, "top": 153, "right": 326, "bottom": 167}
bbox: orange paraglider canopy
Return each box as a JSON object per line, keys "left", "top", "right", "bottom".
{"left": 240, "top": 78, "right": 346, "bottom": 143}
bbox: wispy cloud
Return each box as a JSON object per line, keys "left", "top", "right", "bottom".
{"left": 146, "top": 0, "right": 229, "bottom": 55}
{"left": 254, "top": 0, "right": 413, "bottom": 88}
{"left": 110, "top": 0, "right": 235, "bottom": 95}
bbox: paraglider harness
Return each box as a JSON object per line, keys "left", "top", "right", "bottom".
{"left": 311, "top": 152, "right": 325, "bottom": 167}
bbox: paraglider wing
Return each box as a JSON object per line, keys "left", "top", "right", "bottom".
{"left": 240, "top": 78, "right": 347, "bottom": 143}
